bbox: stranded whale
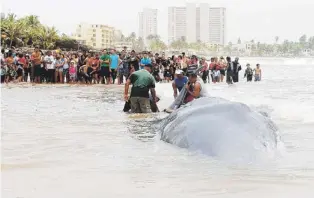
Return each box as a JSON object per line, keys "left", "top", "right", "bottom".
{"left": 159, "top": 97, "right": 280, "bottom": 163}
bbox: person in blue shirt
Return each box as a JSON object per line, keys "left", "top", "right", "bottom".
{"left": 110, "top": 49, "right": 120, "bottom": 84}
{"left": 139, "top": 52, "right": 151, "bottom": 70}
{"left": 172, "top": 69, "right": 188, "bottom": 98}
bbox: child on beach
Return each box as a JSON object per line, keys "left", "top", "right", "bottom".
{"left": 69, "top": 61, "right": 76, "bottom": 83}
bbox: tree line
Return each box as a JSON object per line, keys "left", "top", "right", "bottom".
{"left": 2, "top": 13, "right": 313, "bottom": 56}
{"left": 1, "top": 13, "right": 89, "bottom": 51}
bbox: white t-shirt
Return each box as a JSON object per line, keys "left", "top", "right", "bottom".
{"left": 44, "top": 55, "right": 55, "bottom": 69}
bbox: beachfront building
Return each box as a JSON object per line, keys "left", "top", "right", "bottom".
{"left": 168, "top": 3, "right": 226, "bottom": 46}
{"left": 138, "top": 8, "right": 158, "bottom": 47}
{"left": 114, "top": 41, "right": 133, "bottom": 52}
{"left": 72, "top": 23, "right": 115, "bottom": 49}
{"left": 209, "top": 7, "right": 226, "bottom": 46}
{"left": 168, "top": 7, "right": 186, "bottom": 43}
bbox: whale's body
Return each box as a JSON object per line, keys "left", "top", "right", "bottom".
{"left": 160, "top": 97, "right": 280, "bottom": 162}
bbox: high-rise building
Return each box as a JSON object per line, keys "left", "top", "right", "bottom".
{"left": 198, "top": 3, "right": 210, "bottom": 43}
{"left": 186, "top": 3, "right": 197, "bottom": 43}
{"left": 209, "top": 7, "right": 226, "bottom": 46}
{"left": 168, "top": 4, "right": 226, "bottom": 45}
{"left": 138, "top": 8, "right": 158, "bottom": 46}
{"left": 168, "top": 7, "right": 186, "bottom": 43}
{"left": 72, "top": 23, "right": 116, "bottom": 49}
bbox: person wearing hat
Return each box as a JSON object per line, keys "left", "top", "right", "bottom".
{"left": 172, "top": 69, "right": 188, "bottom": 98}
{"left": 124, "top": 64, "right": 157, "bottom": 113}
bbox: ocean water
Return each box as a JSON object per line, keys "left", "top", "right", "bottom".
{"left": 1, "top": 58, "right": 314, "bottom": 198}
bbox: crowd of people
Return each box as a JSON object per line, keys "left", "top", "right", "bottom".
{"left": 0, "top": 47, "right": 262, "bottom": 85}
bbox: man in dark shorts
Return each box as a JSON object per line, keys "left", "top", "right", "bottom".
{"left": 99, "top": 49, "right": 111, "bottom": 84}
{"left": 31, "top": 46, "right": 42, "bottom": 83}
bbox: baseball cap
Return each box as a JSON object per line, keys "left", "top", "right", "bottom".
{"left": 175, "top": 69, "right": 183, "bottom": 75}
{"left": 144, "top": 64, "right": 153, "bottom": 68}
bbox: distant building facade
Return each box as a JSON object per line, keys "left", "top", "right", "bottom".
{"left": 138, "top": 8, "right": 158, "bottom": 46}
{"left": 168, "top": 3, "right": 226, "bottom": 45}
{"left": 72, "top": 23, "right": 116, "bottom": 49}
{"left": 114, "top": 41, "right": 133, "bottom": 52}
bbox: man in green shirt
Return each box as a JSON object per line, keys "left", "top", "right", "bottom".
{"left": 100, "top": 49, "right": 111, "bottom": 84}
{"left": 124, "top": 64, "right": 157, "bottom": 113}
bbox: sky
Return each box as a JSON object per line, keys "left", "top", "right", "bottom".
{"left": 2, "top": 0, "right": 314, "bottom": 44}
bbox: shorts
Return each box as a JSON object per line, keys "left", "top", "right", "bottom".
{"left": 118, "top": 68, "right": 124, "bottom": 76}
{"left": 56, "top": 67, "right": 63, "bottom": 72}
{"left": 63, "top": 68, "right": 69, "bottom": 76}
{"left": 34, "top": 64, "right": 41, "bottom": 77}
{"left": 100, "top": 67, "right": 111, "bottom": 78}
{"left": 255, "top": 74, "right": 261, "bottom": 81}
{"left": 69, "top": 73, "right": 76, "bottom": 80}
{"left": 1, "top": 75, "right": 5, "bottom": 83}
{"left": 130, "top": 97, "right": 151, "bottom": 113}
{"left": 164, "top": 73, "right": 172, "bottom": 78}
{"left": 220, "top": 69, "right": 225, "bottom": 76}
{"left": 111, "top": 69, "right": 117, "bottom": 79}
{"left": 17, "top": 68, "right": 23, "bottom": 77}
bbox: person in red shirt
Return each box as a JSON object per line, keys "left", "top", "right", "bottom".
{"left": 214, "top": 57, "right": 220, "bottom": 82}
{"left": 218, "top": 56, "right": 227, "bottom": 82}
{"left": 16, "top": 54, "right": 26, "bottom": 82}
{"left": 209, "top": 57, "right": 215, "bottom": 83}
{"left": 200, "top": 57, "right": 209, "bottom": 83}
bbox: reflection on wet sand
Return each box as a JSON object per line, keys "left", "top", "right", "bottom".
{"left": 1, "top": 163, "right": 45, "bottom": 171}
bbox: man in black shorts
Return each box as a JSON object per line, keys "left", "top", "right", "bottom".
{"left": 31, "top": 46, "right": 42, "bottom": 83}
{"left": 99, "top": 49, "right": 111, "bottom": 84}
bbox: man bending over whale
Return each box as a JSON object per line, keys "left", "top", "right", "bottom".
{"left": 184, "top": 73, "right": 204, "bottom": 104}
{"left": 124, "top": 64, "right": 157, "bottom": 113}
{"left": 172, "top": 69, "right": 188, "bottom": 98}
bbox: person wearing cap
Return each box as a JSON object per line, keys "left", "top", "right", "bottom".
{"left": 124, "top": 64, "right": 157, "bottom": 113}
{"left": 172, "top": 69, "right": 188, "bottom": 98}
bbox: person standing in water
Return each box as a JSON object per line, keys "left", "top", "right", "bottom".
{"left": 172, "top": 69, "right": 188, "bottom": 98}
{"left": 226, "top": 57, "right": 233, "bottom": 84}
{"left": 124, "top": 64, "right": 157, "bottom": 113}
{"left": 200, "top": 57, "right": 209, "bottom": 83}
{"left": 232, "top": 57, "right": 242, "bottom": 82}
{"left": 254, "top": 64, "right": 262, "bottom": 81}
{"left": 244, "top": 63, "right": 253, "bottom": 82}
{"left": 218, "top": 56, "right": 227, "bottom": 82}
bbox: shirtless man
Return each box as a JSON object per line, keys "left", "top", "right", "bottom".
{"left": 254, "top": 64, "right": 262, "bottom": 81}
{"left": 31, "top": 46, "right": 42, "bottom": 83}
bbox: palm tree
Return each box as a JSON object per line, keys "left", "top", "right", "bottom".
{"left": 275, "top": 36, "right": 279, "bottom": 44}
{"left": 1, "top": 13, "right": 25, "bottom": 47}
{"left": 22, "top": 15, "right": 41, "bottom": 46}
{"left": 37, "top": 26, "right": 59, "bottom": 49}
